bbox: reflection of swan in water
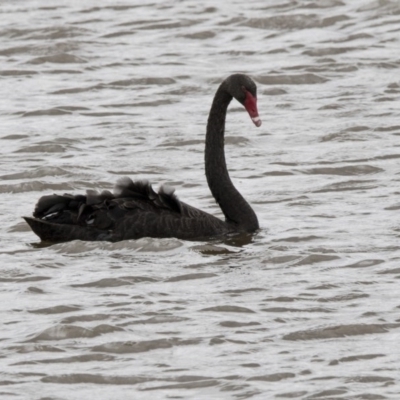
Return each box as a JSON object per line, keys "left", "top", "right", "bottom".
{"left": 24, "top": 74, "right": 261, "bottom": 242}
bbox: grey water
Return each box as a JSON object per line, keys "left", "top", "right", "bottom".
{"left": 1, "top": 0, "right": 400, "bottom": 399}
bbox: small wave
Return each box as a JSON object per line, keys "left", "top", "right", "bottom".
{"left": 313, "top": 180, "right": 378, "bottom": 193}
{"left": 109, "top": 77, "right": 176, "bottom": 86}
{"left": 247, "top": 373, "right": 295, "bottom": 382}
{"left": 134, "top": 20, "right": 199, "bottom": 30}
{"left": 8, "top": 221, "right": 32, "bottom": 233}
{"left": 51, "top": 84, "right": 105, "bottom": 94}
{"left": 293, "top": 254, "right": 340, "bottom": 266}
{"left": 200, "top": 305, "right": 256, "bottom": 313}
{"left": 12, "top": 353, "right": 115, "bottom": 366}
{"left": 375, "top": 125, "right": 400, "bottom": 132}
{"left": 2, "top": 134, "right": 30, "bottom": 140}
{"left": 22, "top": 108, "right": 71, "bottom": 117}
{"left": 0, "top": 181, "right": 74, "bottom": 193}
{"left": 29, "top": 305, "right": 81, "bottom": 314}
{"left": 263, "top": 88, "right": 287, "bottom": 95}
{"left": 158, "top": 139, "right": 203, "bottom": 147}
{"left": 38, "top": 27, "right": 88, "bottom": 40}
{"left": 283, "top": 323, "right": 400, "bottom": 340}
{"left": 334, "top": 354, "right": 384, "bottom": 363}
{"left": 41, "top": 373, "right": 150, "bottom": 385}
{"left": 166, "top": 273, "right": 217, "bottom": 282}
{"left": 71, "top": 276, "right": 157, "bottom": 288}
{"left": 346, "top": 375, "right": 395, "bottom": 384}
{"left": 27, "top": 53, "right": 87, "bottom": 64}
{"left": 51, "top": 237, "right": 183, "bottom": 253}
{"left": 15, "top": 144, "right": 66, "bottom": 152}
{"left": 7, "top": 344, "right": 64, "bottom": 353}
{"left": 337, "top": 33, "right": 373, "bottom": 42}
{"left": 219, "top": 321, "right": 261, "bottom": 327}
{"left": 126, "top": 316, "right": 190, "bottom": 326}
{"left": 240, "top": 15, "right": 320, "bottom": 30}
{"left": 0, "top": 45, "right": 35, "bottom": 56}
{"left": 28, "top": 324, "right": 123, "bottom": 342}
{"left": 379, "top": 267, "right": 400, "bottom": 276}
{"left": 384, "top": 203, "right": 400, "bottom": 211}
{"left": 104, "top": 99, "right": 176, "bottom": 107}
{"left": 101, "top": 30, "right": 137, "bottom": 38}
{"left": 181, "top": 31, "right": 216, "bottom": 40}
{"left": 255, "top": 73, "right": 328, "bottom": 85}
{"left": 0, "top": 69, "right": 38, "bottom": 76}
{"left": 191, "top": 244, "right": 235, "bottom": 255}
{"left": 262, "top": 171, "right": 294, "bottom": 176}
{"left": 340, "top": 259, "right": 385, "bottom": 268}
{"left": 262, "top": 307, "right": 332, "bottom": 313}
{"left": 375, "top": 96, "right": 396, "bottom": 102}
{"left": 303, "top": 46, "right": 359, "bottom": 56}
{"left": 225, "top": 136, "right": 250, "bottom": 146}
{"left": 300, "top": 1, "right": 346, "bottom": 9}
{"left": 223, "top": 287, "right": 266, "bottom": 294}
{"left": 46, "top": 69, "right": 82, "bottom": 74}
{"left": 61, "top": 314, "right": 109, "bottom": 324}
{"left": 318, "top": 293, "right": 369, "bottom": 302}
{"left": 357, "top": 1, "right": 400, "bottom": 14}
{"left": 91, "top": 337, "right": 201, "bottom": 354}
{"left": 0, "top": 166, "right": 70, "bottom": 180}
{"left": 319, "top": 103, "right": 343, "bottom": 110}
{"left": 265, "top": 255, "right": 301, "bottom": 264}
{"left": 81, "top": 112, "right": 137, "bottom": 117}
{"left": 0, "top": 274, "right": 50, "bottom": 283}
{"left": 320, "top": 129, "right": 371, "bottom": 142}
{"left": 143, "top": 379, "right": 220, "bottom": 391}
{"left": 272, "top": 235, "right": 323, "bottom": 243}
{"left": 302, "top": 165, "right": 384, "bottom": 176}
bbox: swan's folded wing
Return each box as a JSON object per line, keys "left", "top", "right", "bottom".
{"left": 25, "top": 178, "right": 190, "bottom": 242}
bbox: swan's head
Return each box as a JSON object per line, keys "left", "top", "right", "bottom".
{"left": 225, "top": 74, "right": 262, "bottom": 127}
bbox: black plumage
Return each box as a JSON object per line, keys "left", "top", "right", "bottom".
{"left": 24, "top": 74, "right": 261, "bottom": 242}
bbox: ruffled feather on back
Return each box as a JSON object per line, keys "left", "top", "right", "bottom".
{"left": 33, "top": 177, "right": 183, "bottom": 223}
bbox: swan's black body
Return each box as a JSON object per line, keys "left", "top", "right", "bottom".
{"left": 24, "top": 74, "right": 261, "bottom": 242}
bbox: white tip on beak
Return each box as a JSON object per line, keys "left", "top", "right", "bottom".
{"left": 252, "top": 116, "right": 262, "bottom": 127}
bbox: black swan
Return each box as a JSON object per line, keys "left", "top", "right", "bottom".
{"left": 24, "top": 74, "right": 261, "bottom": 242}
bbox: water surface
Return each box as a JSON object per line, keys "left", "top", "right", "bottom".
{"left": 1, "top": 1, "right": 400, "bottom": 399}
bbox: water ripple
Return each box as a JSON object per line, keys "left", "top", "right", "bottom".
{"left": 1, "top": 0, "right": 400, "bottom": 399}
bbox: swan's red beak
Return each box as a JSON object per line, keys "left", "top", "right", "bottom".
{"left": 244, "top": 91, "right": 262, "bottom": 127}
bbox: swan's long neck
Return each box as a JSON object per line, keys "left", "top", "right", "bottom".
{"left": 205, "top": 84, "right": 259, "bottom": 232}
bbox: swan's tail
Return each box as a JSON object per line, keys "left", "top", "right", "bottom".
{"left": 23, "top": 217, "right": 113, "bottom": 242}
